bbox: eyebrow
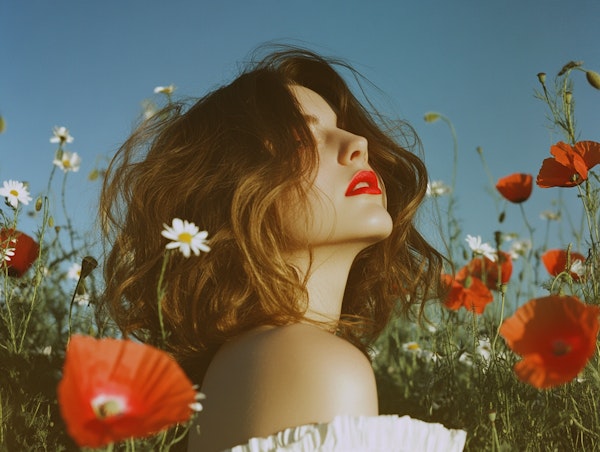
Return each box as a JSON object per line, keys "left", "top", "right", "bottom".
{"left": 303, "top": 112, "right": 338, "bottom": 125}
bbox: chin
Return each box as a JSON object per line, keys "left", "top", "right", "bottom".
{"left": 344, "top": 214, "right": 394, "bottom": 249}
{"left": 362, "top": 210, "right": 394, "bottom": 240}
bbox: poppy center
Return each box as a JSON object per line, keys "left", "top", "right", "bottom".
{"left": 9, "top": 189, "right": 18, "bottom": 197}
{"left": 91, "top": 394, "right": 127, "bottom": 419}
{"left": 552, "top": 339, "right": 572, "bottom": 356}
{"left": 177, "top": 232, "right": 193, "bottom": 244}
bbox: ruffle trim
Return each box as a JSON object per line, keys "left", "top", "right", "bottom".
{"left": 226, "top": 414, "right": 466, "bottom": 451}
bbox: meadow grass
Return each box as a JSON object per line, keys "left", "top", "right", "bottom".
{"left": 1, "top": 61, "right": 599, "bottom": 451}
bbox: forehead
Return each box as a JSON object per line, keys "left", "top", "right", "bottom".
{"left": 288, "top": 85, "right": 337, "bottom": 124}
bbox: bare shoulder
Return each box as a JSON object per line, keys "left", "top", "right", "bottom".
{"left": 250, "top": 323, "right": 379, "bottom": 417}
{"left": 192, "top": 323, "right": 378, "bottom": 451}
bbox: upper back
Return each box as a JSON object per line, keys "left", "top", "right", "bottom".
{"left": 188, "top": 323, "right": 378, "bottom": 451}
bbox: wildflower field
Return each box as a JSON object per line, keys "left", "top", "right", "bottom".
{"left": 1, "top": 62, "right": 600, "bottom": 451}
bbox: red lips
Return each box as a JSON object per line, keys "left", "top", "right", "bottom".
{"left": 345, "top": 170, "right": 382, "bottom": 196}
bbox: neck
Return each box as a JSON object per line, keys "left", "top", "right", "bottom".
{"left": 286, "top": 243, "right": 367, "bottom": 326}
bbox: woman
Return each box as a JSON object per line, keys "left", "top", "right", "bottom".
{"left": 100, "top": 46, "right": 466, "bottom": 451}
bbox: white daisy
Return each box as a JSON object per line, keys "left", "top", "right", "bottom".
{"left": 49, "top": 126, "right": 74, "bottom": 144}
{"left": 402, "top": 341, "right": 422, "bottom": 353}
{"left": 507, "top": 239, "right": 532, "bottom": 260}
{"left": 53, "top": 151, "right": 81, "bottom": 172}
{"left": 0, "top": 180, "right": 32, "bottom": 208}
{"left": 402, "top": 341, "right": 437, "bottom": 361}
{"left": 161, "top": 218, "right": 211, "bottom": 258}
{"left": 476, "top": 338, "right": 492, "bottom": 362}
{"left": 1, "top": 246, "right": 15, "bottom": 262}
{"left": 426, "top": 180, "right": 452, "bottom": 197}
{"left": 189, "top": 392, "right": 206, "bottom": 412}
{"left": 465, "top": 234, "right": 497, "bottom": 262}
{"left": 570, "top": 260, "right": 585, "bottom": 278}
{"left": 540, "top": 210, "right": 561, "bottom": 221}
{"left": 74, "top": 292, "right": 90, "bottom": 306}
{"left": 459, "top": 352, "right": 474, "bottom": 367}
{"left": 153, "top": 84, "right": 176, "bottom": 95}
{"left": 67, "top": 262, "right": 82, "bottom": 280}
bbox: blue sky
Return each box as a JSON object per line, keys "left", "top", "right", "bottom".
{"left": 2, "top": 0, "right": 600, "bottom": 263}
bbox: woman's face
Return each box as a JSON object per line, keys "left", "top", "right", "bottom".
{"left": 283, "top": 85, "right": 393, "bottom": 251}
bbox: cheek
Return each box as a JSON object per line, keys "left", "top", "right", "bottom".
{"left": 279, "top": 187, "right": 337, "bottom": 247}
{"left": 377, "top": 175, "right": 388, "bottom": 210}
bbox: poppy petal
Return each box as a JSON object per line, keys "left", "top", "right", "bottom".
{"left": 550, "top": 141, "right": 589, "bottom": 180}
{"left": 0, "top": 229, "right": 39, "bottom": 277}
{"left": 574, "top": 140, "right": 600, "bottom": 170}
{"left": 462, "top": 276, "right": 494, "bottom": 314}
{"left": 500, "top": 295, "right": 600, "bottom": 388}
{"left": 466, "top": 252, "right": 513, "bottom": 290}
{"left": 536, "top": 157, "right": 582, "bottom": 188}
{"left": 58, "top": 335, "right": 197, "bottom": 448}
{"left": 496, "top": 173, "right": 533, "bottom": 203}
{"left": 441, "top": 275, "right": 465, "bottom": 311}
{"left": 541, "top": 249, "right": 586, "bottom": 281}
{"left": 442, "top": 272, "right": 494, "bottom": 314}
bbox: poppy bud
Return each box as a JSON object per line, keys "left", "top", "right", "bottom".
{"left": 80, "top": 256, "right": 98, "bottom": 280}
{"left": 498, "top": 211, "right": 505, "bottom": 223}
{"left": 1, "top": 228, "right": 40, "bottom": 277}
{"left": 558, "top": 61, "right": 582, "bottom": 76}
{"left": 0, "top": 115, "right": 5, "bottom": 134}
{"left": 494, "top": 230, "right": 502, "bottom": 248}
{"left": 35, "top": 197, "right": 43, "bottom": 212}
{"left": 49, "top": 216, "right": 54, "bottom": 227}
{"left": 537, "top": 72, "right": 546, "bottom": 85}
{"left": 564, "top": 91, "right": 572, "bottom": 104}
{"left": 585, "top": 70, "right": 600, "bottom": 90}
{"left": 423, "top": 112, "right": 441, "bottom": 123}
{"left": 88, "top": 169, "right": 99, "bottom": 181}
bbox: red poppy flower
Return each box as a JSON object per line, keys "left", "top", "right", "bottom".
{"left": 0, "top": 228, "right": 39, "bottom": 277}
{"left": 58, "top": 335, "right": 198, "bottom": 448}
{"left": 460, "top": 251, "right": 513, "bottom": 291}
{"left": 441, "top": 272, "right": 494, "bottom": 314}
{"left": 536, "top": 141, "right": 600, "bottom": 188}
{"left": 496, "top": 173, "right": 533, "bottom": 203}
{"left": 541, "top": 249, "right": 586, "bottom": 281}
{"left": 499, "top": 295, "right": 600, "bottom": 389}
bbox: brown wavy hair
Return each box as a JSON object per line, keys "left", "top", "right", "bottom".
{"left": 99, "top": 46, "right": 445, "bottom": 382}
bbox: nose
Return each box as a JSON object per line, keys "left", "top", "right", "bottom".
{"left": 338, "top": 131, "right": 368, "bottom": 166}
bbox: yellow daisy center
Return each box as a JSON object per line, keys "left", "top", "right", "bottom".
{"left": 9, "top": 189, "right": 18, "bottom": 197}
{"left": 63, "top": 159, "right": 71, "bottom": 168}
{"left": 178, "top": 232, "right": 193, "bottom": 244}
{"left": 406, "top": 342, "right": 420, "bottom": 351}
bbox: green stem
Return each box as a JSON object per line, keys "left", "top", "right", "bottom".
{"left": 67, "top": 277, "right": 82, "bottom": 341}
{"left": 16, "top": 197, "right": 50, "bottom": 353}
{"left": 60, "top": 172, "right": 76, "bottom": 252}
{"left": 157, "top": 253, "right": 170, "bottom": 346}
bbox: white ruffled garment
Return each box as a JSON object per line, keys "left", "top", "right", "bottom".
{"left": 225, "top": 414, "right": 467, "bottom": 451}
